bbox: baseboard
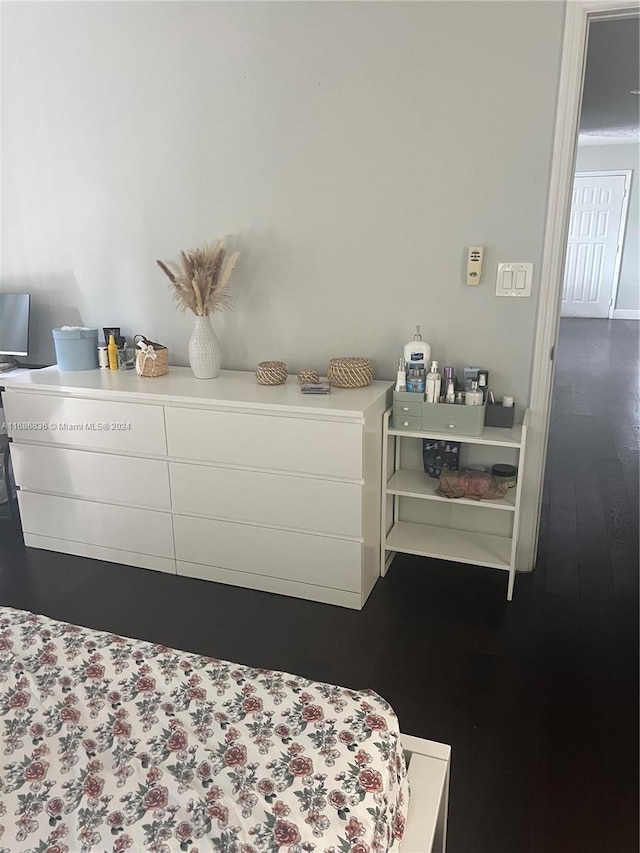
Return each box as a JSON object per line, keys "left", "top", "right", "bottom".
{"left": 612, "top": 309, "right": 640, "bottom": 320}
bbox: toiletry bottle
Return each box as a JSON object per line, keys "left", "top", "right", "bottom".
{"left": 98, "top": 344, "right": 109, "bottom": 369}
{"left": 465, "top": 379, "right": 483, "bottom": 406}
{"left": 404, "top": 326, "right": 431, "bottom": 372}
{"left": 406, "top": 366, "right": 426, "bottom": 394}
{"left": 445, "top": 377, "right": 456, "bottom": 404}
{"left": 395, "top": 357, "right": 407, "bottom": 392}
{"left": 425, "top": 360, "right": 442, "bottom": 403}
{"left": 477, "top": 369, "right": 489, "bottom": 401}
{"left": 107, "top": 334, "right": 119, "bottom": 371}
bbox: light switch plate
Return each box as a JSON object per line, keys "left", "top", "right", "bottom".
{"left": 496, "top": 262, "right": 533, "bottom": 297}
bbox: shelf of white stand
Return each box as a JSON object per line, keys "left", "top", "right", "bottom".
{"left": 387, "top": 423, "right": 523, "bottom": 448}
{"left": 386, "top": 521, "right": 511, "bottom": 571}
{"left": 386, "top": 469, "right": 517, "bottom": 512}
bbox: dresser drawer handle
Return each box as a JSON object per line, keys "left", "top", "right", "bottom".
{"left": 402, "top": 406, "right": 410, "bottom": 412}
{"left": 403, "top": 421, "right": 410, "bottom": 427}
{"left": 448, "top": 424, "right": 456, "bottom": 429}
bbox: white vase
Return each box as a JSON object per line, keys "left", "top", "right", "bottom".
{"left": 188, "top": 315, "right": 221, "bottom": 379}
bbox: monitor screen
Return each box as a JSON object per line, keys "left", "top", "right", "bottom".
{"left": 0, "top": 293, "right": 30, "bottom": 357}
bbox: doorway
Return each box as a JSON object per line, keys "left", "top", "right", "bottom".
{"left": 518, "top": 3, "right": 639, "bottom": 571}
{"left": 561, "top": 170, "right": 631, "bottom": 318}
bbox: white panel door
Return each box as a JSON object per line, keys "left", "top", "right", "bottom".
{"left": 561, "top": 173, "right": 627, "bottom": 318}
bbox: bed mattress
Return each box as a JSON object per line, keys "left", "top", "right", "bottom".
{"left": 0, "top": 607, "right": 408, "bottom": 853}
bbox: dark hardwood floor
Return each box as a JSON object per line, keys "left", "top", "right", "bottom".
{"left": 1, "top": 318, "right": 638, "bottom": 852}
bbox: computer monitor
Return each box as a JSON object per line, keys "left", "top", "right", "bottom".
{"left": 0, "top": 293, "right": 31, "bottom": 359}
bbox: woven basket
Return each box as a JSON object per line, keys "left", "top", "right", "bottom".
{"left": 136, "top": 346, "right": 169, "bottom": 377}
{"left": 327, "top": 357, "right": 373, "bottom": 388}
{"left": 297, "top": 368, "right": 320, "bottom": 384}
{"left": 256, "top": 361, "right": 288, "bottom": 385}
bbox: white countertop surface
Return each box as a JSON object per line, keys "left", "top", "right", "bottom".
{"left": 0, "top": 366, "right": 393, "bottom": 417}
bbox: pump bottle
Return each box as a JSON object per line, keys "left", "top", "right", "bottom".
{"left": 425, "top": 360, "right": 442, "bottom": 404}
{"left": 403, "top": 326, "right": 431, "bottom": 372}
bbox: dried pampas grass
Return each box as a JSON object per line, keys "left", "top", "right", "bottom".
{"left": 157, "top": 239, "right": 240, "bottom": 317}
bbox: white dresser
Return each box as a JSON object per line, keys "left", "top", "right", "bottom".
{"left": 1, "top": 368, "right": 392, "bottom": 609}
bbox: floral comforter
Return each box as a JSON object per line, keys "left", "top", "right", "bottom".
{"left": 0, "top": 607, "right": 408, "bottom": 853}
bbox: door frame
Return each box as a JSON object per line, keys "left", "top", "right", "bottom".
{"left": 517, "top": 0, "right": 639, "bottom": 572}
{"left": 564, "top": 169, "right": 633, "bottom": 319}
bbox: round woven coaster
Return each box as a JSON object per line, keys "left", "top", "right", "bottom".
{"left": 297, "top": 368, "right": 320, "bottom": 384}
{"left": 256, "top": 360, "right": 288, "bottom": 385}
{"left": 327, "top": 357, "right": 373, "bottom": 388}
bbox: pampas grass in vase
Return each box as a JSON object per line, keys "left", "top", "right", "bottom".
{"left": 157, "top": 239, "right": 239, "bottom": 379}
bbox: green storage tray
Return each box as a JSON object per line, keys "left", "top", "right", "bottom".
{"left": 392, "top": 390, "right": 486, "bottom": 436}
{"left": 421, "top": 400, "right": 486, "bottom": 436}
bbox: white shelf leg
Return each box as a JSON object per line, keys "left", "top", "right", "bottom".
{"left": 381, "top": 408, "right": 392, "bottom": 577}
{"left": 507, "top": 566, "right": 516, "bottom": 601}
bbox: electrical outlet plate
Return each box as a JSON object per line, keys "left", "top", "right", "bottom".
{"left": 496, "top": 262, "right": 533, "bottom": 297}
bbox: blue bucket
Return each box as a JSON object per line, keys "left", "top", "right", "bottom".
{"left": 52, "top": 327, "right": 99, "bottom": 371}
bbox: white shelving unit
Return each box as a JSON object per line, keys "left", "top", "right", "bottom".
{"left": 381, "top": 408, "right": 530, "bottom": 600}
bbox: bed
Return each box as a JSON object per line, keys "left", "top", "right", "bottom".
{"left": 0, "top": 607, "right": 449, "bottom": 853}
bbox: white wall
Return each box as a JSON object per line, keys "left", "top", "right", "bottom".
{"left": 575, "top": 143, "right": 639, "bottom": 313}
{"left": 1, "top": 0, "right": 564, "bottom": 407}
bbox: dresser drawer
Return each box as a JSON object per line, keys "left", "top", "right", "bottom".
{"left": 174, "top": 516, "right": 361, "bottom": 592}
{"left": 165, "top": 407, "right": 363, "bottom": 479}
{"left": 2, "top": 393, "right": 166, "bottom": 455}
{"left": 170, "top": 463, "right": 361, "bottom": 537}
{"left": 11, "top": 444, "right": 171, "bottom": 508}
{"left": 18, "top": 492, "right": 174, "bottom": 559}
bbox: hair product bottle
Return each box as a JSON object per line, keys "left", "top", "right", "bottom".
{"left": 107, "top": 334, "right": 119, "bottom": 371}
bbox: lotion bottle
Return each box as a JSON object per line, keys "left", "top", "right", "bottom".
{"left": 404, "top": 326, "right": 431, "bottom": 371}
{"left": 107, "top": 334, "right": 119, "bottom": 371}
{"left": 425, "top": 360, "right": 442, "bottom": 403}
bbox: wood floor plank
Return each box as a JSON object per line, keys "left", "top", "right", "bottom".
{"left": 545, "top": 479, "right": 579, "bottom": 597}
